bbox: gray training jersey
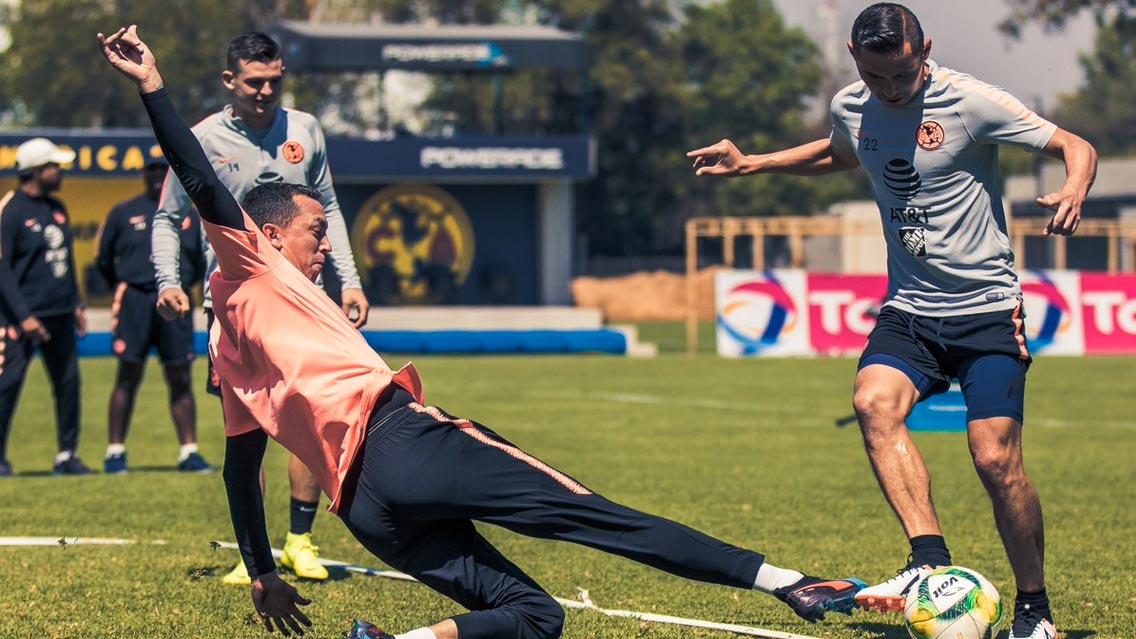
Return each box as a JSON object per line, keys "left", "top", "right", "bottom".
{"left": 830, "top": 59, "right": 1057, "bottom": 317}
{"left": 151, "top": 105, "right": 361, "bottom": 308}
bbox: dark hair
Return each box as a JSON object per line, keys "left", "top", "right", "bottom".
{"left": 242, "top": 182, "right": 322, "bottom": 230}
{"left": 226, "top": 32, "right": 282, "bottom": 71}
{"left": 850, "top": 3, "right": 924, "bottom": 55}
{"left": 17, "top": 169, "right": 36, "bottom": 183}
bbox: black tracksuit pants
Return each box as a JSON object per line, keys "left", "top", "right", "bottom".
{"left": 0, "top": 313, "right": 81, "bottom": 461}
{"left": 338, "top": 388, "right": 764, "bottom": 639}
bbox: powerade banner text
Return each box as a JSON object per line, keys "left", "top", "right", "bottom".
{"left": 716, "top": 270, "right": 1136, "bottom": 357}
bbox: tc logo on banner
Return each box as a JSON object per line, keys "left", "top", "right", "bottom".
{"left": 715, "top": 270, "right": 810, "bottom": 357}
{"left": 807, "top": 274, "right": 889, "bottom": 355}
{"left": 1080, "top": 273, "right": 1136, "bottom": 354}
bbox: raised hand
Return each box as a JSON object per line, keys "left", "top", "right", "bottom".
{"left": 687, "top": 139, "right": 748, "bottom": 177}
{"left": 97, "top": 25, "right": 163, "bottom": 92}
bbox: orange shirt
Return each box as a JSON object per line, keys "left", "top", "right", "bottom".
{"left": 204, "top": 212, "right": 422, "bottom": 513}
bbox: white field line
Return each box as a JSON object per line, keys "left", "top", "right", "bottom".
{"left": 530, "top": 389, "right": 814, "bottom": 416}
{"left": 0, "top": 536, "right": 167, "bottom": 546}
{"left": 211, "top": 543, "right": 823, "bottom": 639}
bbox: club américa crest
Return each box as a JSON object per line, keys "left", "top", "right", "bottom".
{"left": 351, "top": 185, "right": 475, "bottom": 304}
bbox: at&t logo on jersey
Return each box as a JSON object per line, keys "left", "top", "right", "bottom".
{"left": 714, "top": 271, "right": 809, "bottom": 357}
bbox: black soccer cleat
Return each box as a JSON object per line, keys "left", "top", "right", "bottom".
{"left": 775, "top": 576, "right": 867, "bottom": 623}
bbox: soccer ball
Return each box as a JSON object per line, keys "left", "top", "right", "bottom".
{"left": 904, "top": 566, "right": 1003, "bottom": 639}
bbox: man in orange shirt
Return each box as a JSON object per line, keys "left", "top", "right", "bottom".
{"left": 101, "top": 26, "right": 864, "bottom": 639}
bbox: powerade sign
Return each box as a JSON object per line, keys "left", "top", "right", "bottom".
{"left": 0, "top": 132, "right": 596, "bottom": 181}
{"left": 382, "top": 41, "right": 508, "bottom": 68}
{"left": 420, "top": 146, "right": 564, "bottom": 171}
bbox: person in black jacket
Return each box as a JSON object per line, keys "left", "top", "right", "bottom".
{"left": 95, "top": 159, "right": 213, "bottom": 474}
{"left": 0, "top": 137, "right": 91, "bottom": 476}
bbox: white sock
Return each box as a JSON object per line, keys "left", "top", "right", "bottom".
{"left": 106, "top": 444, "right": 126, "bottom": 457}
{"left": 178, "top": 443, "right": 199, "bottom": 462}
{"left": 752, "top": 563, "right": 805, "bottom": 594}
{"left": 54, "top": 450, "right": 73, "bottom": 464}
{"left": 396, "top": 629, "right": 437, "bottom": 639}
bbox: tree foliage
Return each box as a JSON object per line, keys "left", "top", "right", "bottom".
{"left": 1, "top": 0, "right": 863, "bottom": 257}
{"left": 1052, "top": 13, "right": 1136, "bottom": 155}
{"left": 998, "top": 0, "right": 1135, "bottom": 36}
{"left": 1, "top": 0, "right": 254, "bottom": 127}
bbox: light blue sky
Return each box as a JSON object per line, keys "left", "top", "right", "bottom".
{"left": 772, "top": 0, "right": 1098, "bottom": 113}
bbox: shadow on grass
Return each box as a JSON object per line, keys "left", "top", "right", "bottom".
{"left": 849, "top": 620, "right": 1095, "bottom": 639}
{"left": 846, "top": 621, "right": 911, "bottom": 639}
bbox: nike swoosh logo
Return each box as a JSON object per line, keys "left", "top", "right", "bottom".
{"left": 899, "top": 574, "right": 920, "bottom": 595}
{"left": 215, "top": 156, "right": 237, "bottom": 165}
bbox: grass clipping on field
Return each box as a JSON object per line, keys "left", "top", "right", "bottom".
{"left": 571, "top": 268, "right": 723, "bottom": 322}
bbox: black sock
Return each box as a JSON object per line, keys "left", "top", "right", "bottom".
{"left": 289, "top": 498, "right": 319, "bottom": 535}
{"left": 909, "top": 534, "right": 951, "bottom": 567}
{"left": 1015, "top": 588, "right": 1049, "bottom": 610}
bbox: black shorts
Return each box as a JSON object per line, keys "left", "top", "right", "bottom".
{"left": 858, "top": 303, "right": 1031, "bottom": 422}
{"left": 111, "top": 284, "right": 194, "bottom": 366}
{"left": 204, "top": 308, "right": 221, "bottom": 397}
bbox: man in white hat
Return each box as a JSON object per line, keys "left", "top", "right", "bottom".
{"left": 0, "top": 137, "right": 92, "bottom": 476}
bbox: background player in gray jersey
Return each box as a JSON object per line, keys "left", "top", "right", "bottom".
{"left": 687, "top": 4, "right": 1096, "bottom": 639}
{"left": 150, "top": 32, "right": 370, "bottom": 587}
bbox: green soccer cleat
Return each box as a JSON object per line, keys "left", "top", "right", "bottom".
{"left": 280, "top": 532, "right": 329, "bottom": 580}
{"left": 222, "top": 560, "right": 251, "bottom": 586}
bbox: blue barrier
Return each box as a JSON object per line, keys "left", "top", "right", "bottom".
{"left": 907, "top": 384, "right": 967, "bottom": 432}
{"left": 79, "top": 329, "right": 628, "bottom": 357}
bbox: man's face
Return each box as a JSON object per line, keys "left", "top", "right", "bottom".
{"left": 222, "top": 58, "right": 284, "bottom": 125}
{"left": 264, "top": 195, "right": 331, "bottom": 282}
{"left": 143, "top": 164, "right": 168, "bottom": 199}
{"left": 36, "top": 163, "right": 63, "bottom": 192}
{"left": 849, "top": 39, "right": 930, "bottom": 108}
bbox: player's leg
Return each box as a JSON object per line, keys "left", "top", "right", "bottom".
{"left": 852, "top": 307, "right": 952, "bottom": 612}
{"left": 342, "top": 511, "right": 562, "bottom": 639}
{"left": 105, "top": 359, "right": 144, "bottom": 473}
{"left": 280, "top": 455, "right": 328, "bottom": 580}
{"left": 106, "top": 285, "right": 150, "bottom": 473}
{"left": 155, "top": 305, "right": 211, "bottom": 472}
{"left": 0, "top": 325, "right": 35, "bottom": 476}
{"left": 40, "top": 313, "right": 90, "bottom": 475}
{"left": 957, "top": 340, "right": 1053, "bottom": 639}
{"left": 356, "top": 392, "right": 862, "bottom": 623}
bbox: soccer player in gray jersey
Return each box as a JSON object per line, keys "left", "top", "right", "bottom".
{"left": 687, "top": 4, "right": 1096, "bottom": 639}
{"left": 150, "top": 32, "right": 371, "bottom": 587}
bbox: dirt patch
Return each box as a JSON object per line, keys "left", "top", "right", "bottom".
{"left": 571, "top": 268, "right": 723, "bottom": 321}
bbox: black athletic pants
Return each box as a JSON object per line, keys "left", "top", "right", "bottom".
{"left": 338, "top": 388, "right": 764, "bottom": 639}
{"left": 0, "top": 313, "right": 81, "bottom": 461}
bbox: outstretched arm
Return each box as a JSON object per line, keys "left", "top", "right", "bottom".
{"left": 688, "top": 138, "right": 860, "bottom": 178}
{"left": 1036, "top": 127, "right": 1097, "bottom": 237}
{"left": 98, "top": 26, "right": 242, "bottom": 230}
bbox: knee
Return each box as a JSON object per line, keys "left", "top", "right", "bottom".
{"left": 852, "top": 387, "right": 909, "bottom": 439}
{"left": 971, "top": 446, "right": 1021, "bottom": 488}
{"left": 519, "top": 593, "right": 564, "bottom": 639}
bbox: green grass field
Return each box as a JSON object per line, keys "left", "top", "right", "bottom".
{"left": 1, "top": 345, "right": 1133, "bottom": 638}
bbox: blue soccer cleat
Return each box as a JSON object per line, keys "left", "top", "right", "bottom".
{"left": 343, "top": 619, "right": 395, "bottom": 639}
{"left": 775, "top": 576, "right": 866, "bottom": 623}
{"left": 104, "top": 452, "right": 128, "bottom": 474}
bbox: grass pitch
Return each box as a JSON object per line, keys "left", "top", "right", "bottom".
{"left": 1, "top": 346, "right": 1133, "bottom": 638}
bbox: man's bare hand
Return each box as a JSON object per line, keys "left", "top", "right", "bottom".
{"left": 156, "top": 288, "right": 191, "bottom": 321}
{"left": 340, "top": 288, "right": 370, "bottom": 329}
{"left": 251, "top": 572, "right": 312, "bottom": 636}
{"left": 1036, "top": 187, "right": 1083, "bottom": 237}
{"left": 74, "top": 307, "right": 87, "bottom": 338}
{"left": 687, "top": 139, "right": 749, "bottom": 177}
{"left": 19, "top": 316, "right": 50, "bottom": 342}
{"left": 97, "top": 25, "right": 164, "bottom": 93}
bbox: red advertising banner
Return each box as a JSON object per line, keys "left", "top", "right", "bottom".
{"left": 806, "top": 274, "right": 889, "bottom": 355}
{"left": 1080, "top": 273, "right": 1136, "bottom": 354}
